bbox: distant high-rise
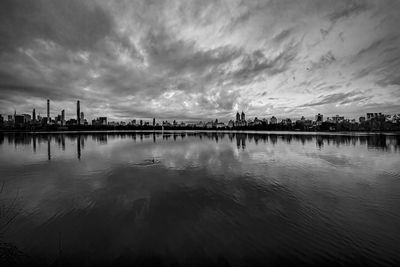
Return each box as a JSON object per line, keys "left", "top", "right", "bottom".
{"left": 77, "top": 100, "right": 80, "bottom": 125}
{"left": 32, "top": 108, "right": 36, "bottom": 121}
{"left": 99, "top": 117, "right": 107, "bottom": 125}
{"left": 61, "top": 110, "right": 65, "bottom": 126}
{"left": 47, "top": 99, "right": 50, "bottom": 123}
{"left": 366, "top": 113, "right": 383, "bottom": 120}
{"left": 153, "top": 118, "right": 155, "bottom": 126}
{"left": 235, "top": 111, "right": 247, "bottom": 127}
{"left": 14, "top": 114, "right": 25, "bottom": 126}
{"left": 80, "top": 112, "right": 84, "bottom": 122}
{"left": 315, "top": 113, "right": 323, "bottom": 123}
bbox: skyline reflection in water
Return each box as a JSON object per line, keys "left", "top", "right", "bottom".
{"left": 1, "top": 132, "right": 400, "bottom": 160}
{"left": 0, "top": 132, "right": 400, "bottom": 266}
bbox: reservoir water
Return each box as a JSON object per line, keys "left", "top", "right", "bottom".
{"left": 0, "top": 131, "right": 400, "bottom": 266}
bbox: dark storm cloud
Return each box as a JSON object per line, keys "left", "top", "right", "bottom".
{"left": 316, "top": 1, "right": 371, "bottom": 42}
{"left": 229, "top": 43, "right": 299, "bottom": 84}
{"left": 0, "top": 0, "right": 112, "bottom": 51}
{"left": 328, "top": 0, "right": 370, "bottom": 22}
{"left": 299, "top": 92, "right": 365, "bottom": 107}
{"left": 0, "top": 0, "right": 115, "bottom": 115}
{"left": 351, "top": 35, "right": 400, "bottom": 87}
{"left": 0, "top": 42, "right": 92, "bottom": 101}
{"left": 0, "top": 0, "right": 399, "bottom": 120}
{"left": 142, "top": 28, "right": 240, "bottom": 76}
{"left": 352, "top": 66, "right": 375, "bottom": 80}
{"left": 376, "top": 74, "right": 400, "bottom": 87}
{"left": 0, "top": 84, "right": 62, "bottom": 99}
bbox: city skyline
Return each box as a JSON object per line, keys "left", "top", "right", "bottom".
{"left": 1, "top": 98, "right": 399, "bottom": 124}
{"left": 1, "top": 1, "right": 400, "bottom": 121}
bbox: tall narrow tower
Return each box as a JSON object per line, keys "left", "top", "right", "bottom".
{"left": 47, "top": 99, "right": 50, "bottom": 123}
{"left": 77, "top": 100, "right": 80, "bottom": 125}
{"left": 61, "top": 110, "right": 65, "bottom": 126}
{"left": 32, "top": 108, "right": 36, "bottom": 121}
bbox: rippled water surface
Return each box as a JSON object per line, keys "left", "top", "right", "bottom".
{"left": 1, "top": 132, "right": 400, "bottom": 266}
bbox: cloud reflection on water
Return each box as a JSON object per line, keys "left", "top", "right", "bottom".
{"left": 0, "top": 132, "right": 400, "bottom": 265}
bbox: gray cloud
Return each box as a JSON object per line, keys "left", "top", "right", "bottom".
{"left": 328, "top": 0, "right": 371, "bottom": 22}
{"left": 142, "top": 28, "right": 240, "bottom": 77}
{"left": 299, "top": 92, "right": 364, "bottom": 107}
{"left": 229, "top": 43, "right": 299, "bottom": 84}
{"left": 0, "top": 0, "right": 113, "bottom": 51}
{"left": 376, "top": 74, "right": 400, "bottom": 87}
{"left": 355, "top": 38, "right": 386, "bottom": 58}
{"left": 0, "top": 0, "right": 399, "bottom": 121}
{"left": 310, "top": 51, "right": 336, "bottom": 70}
{"left": 274, "top": 28, "right": 294, "bottom": 43}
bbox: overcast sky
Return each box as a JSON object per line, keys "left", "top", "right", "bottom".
{"left": 1, "top": 0, "right": 399, "bottom": 121}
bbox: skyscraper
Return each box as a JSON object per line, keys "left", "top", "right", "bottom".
{"left": 235, "top": 111, "right": 246, "bottom": 127}
{"left": 61, "top": 110, "right": 65, "bottom": 126}
{"left": 80, "top": 112, "right": 84, "bottom": 123}
{"left": 77, "top": 100, "right": 80, "bottom": 125}
{"left": 153, "top": 118, "right": 155, "bottom": 126}
{"left": 47, "top": 99, "right": 50, "bottom": 123}
{"left": 315, "top": 113, "right": 323, "bottom": 124}
{"left": 32, "top": 108, "right": 36, "bottom": 121}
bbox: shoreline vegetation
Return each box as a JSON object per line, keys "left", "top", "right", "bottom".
{"left": 1, "top": 129, "right": 400, "bottom": 134}
{"left": 2, "top": 116, "right": 400, "bottom": 133}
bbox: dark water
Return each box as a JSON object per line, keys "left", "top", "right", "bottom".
{"left": 1, "top": 131, "right": 400, "bottom": 266}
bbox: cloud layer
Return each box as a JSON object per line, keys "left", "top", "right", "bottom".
{"left": 1, "top": 0, "right": 400, "bottom": 121}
